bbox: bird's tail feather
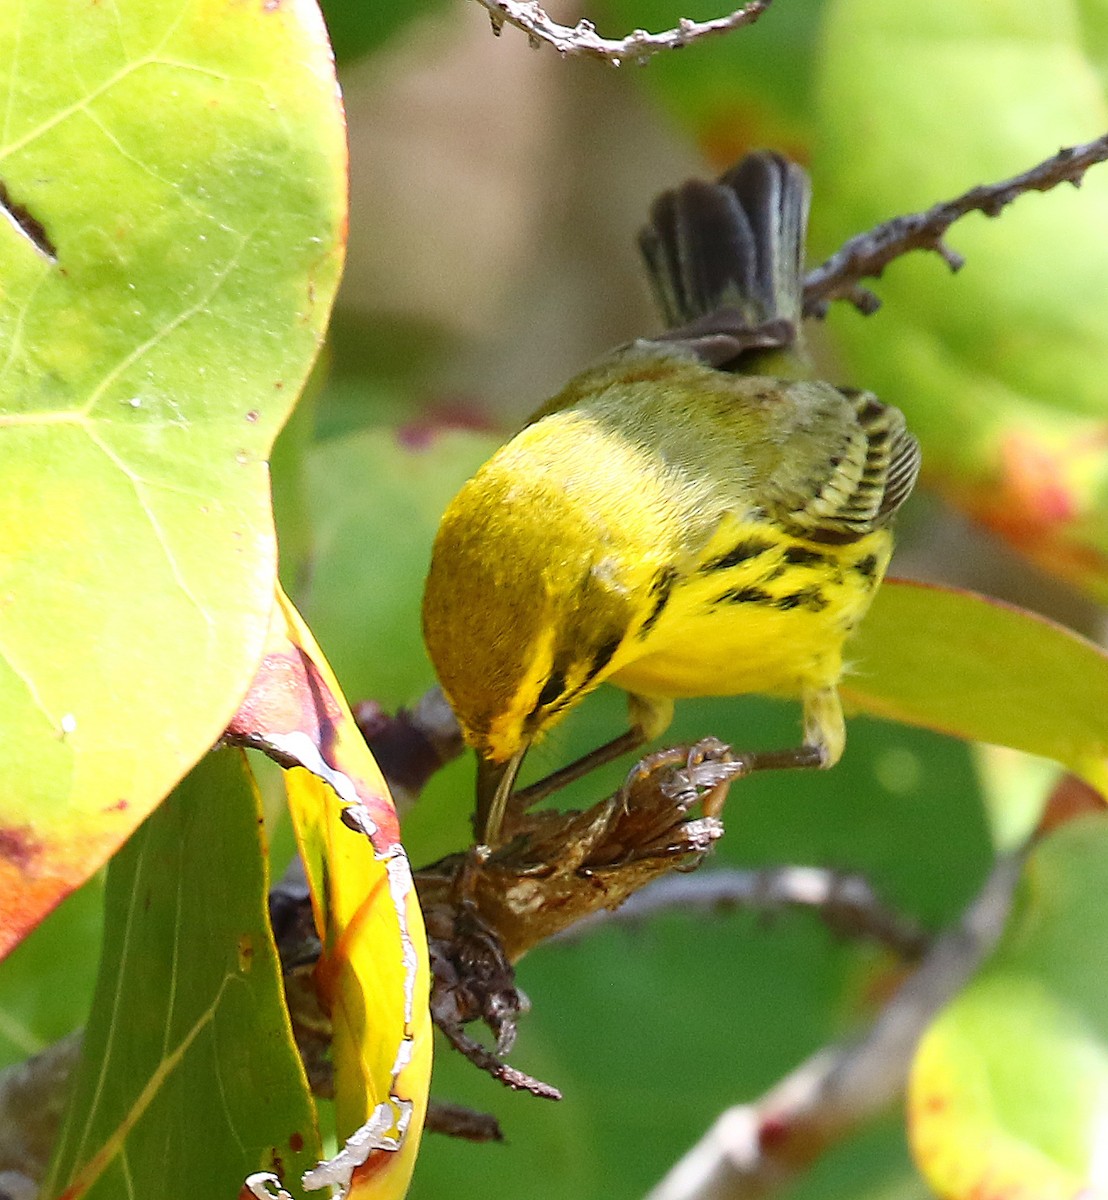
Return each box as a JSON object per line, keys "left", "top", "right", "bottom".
{"left": 638, "top": 152, "right": 810, "bottom": 357}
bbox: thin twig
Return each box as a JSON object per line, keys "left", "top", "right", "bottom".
{"left": 425, "top": 1100, "right": 505, "bottom": 1142}
{"left": 472, "top": 0, "right": 773, "bottom": 63}
{"left": 804, "top": 132, "right": 1108, "bottom": 317}
{"left": 643, "top": 851, "right": 1025, "bottom": 1200}
{"left": 437, "top": 1017, "right": 563, "bottom": 1100}
{"left": 551, "top": 866, "right": 930, "bottom": 960}
{"left": 354, "top": 687, "right": 464, "bottom": 811}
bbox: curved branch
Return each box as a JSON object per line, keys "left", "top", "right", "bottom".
{"left": 804, "top": 132, "right": 1108, "bottom": 316}
{"left": 642, "top": 852, "right": 1025, "bottom": 1200}
{"left": 472, "top": 0, "right": 774, "bottom": 63}
{"left": 551, "top": 865, "right": 930, "bottom": 960}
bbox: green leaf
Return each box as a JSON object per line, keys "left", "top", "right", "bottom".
{"left": 813, "top": 0, "right": 1108, "bottom": 598}
{"left": 43, "top": 748, "right": 320, "bottom": 1200}
{"left": 843, "top": 580, "right": 1108, "bottom": 796}
{"left": 0, "top": 0, "right": 347, "bottom": 955}
{"left": 910, "top": 816, "right": 1108, "bottom": 1198}
{"left": 302, "top": 425, "right": 495, "bottom": 707}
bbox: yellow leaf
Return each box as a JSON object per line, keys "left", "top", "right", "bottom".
{"left": 228, "top": 590, "right": 431, "bottom": 1199}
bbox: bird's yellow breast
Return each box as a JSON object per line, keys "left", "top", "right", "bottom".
{"left": 424, "top": 368, "right": 903, "bottom": 764}
{"left": 607, "top": 515, "right": 893, "bottom": 703}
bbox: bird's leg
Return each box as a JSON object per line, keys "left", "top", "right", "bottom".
{"left": 665, "top": 684, "right": 846, "bottom": 799}
{"left": 727, "top": 745, "right": 825, "bottom": 772}
{"left": 512, "top": 694, "right": 675, "bottom": 810}
{"left": 475, "top": 732, "right": 648, "bottom": 848}
{"left": 508, "top": 686, "right": 844, "bottom": 816}
{"left": 511, "top": 726, "right": 647, "bottom": 809}
{"left": 474, "top": 726, "right": 650, "bottom": 845}
{"left": 729, "top": 684, "right": 845, "bottom": 774}
{"left": 802, "top": 684, "right": 846, "bottom": 768}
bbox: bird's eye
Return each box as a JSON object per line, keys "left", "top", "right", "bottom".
{"left": 536, "top": 669, "right": 567, "bottom": 709}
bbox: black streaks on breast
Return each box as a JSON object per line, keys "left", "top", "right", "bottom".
{"left": 638, "top": 566, "right": 678, "bottom": 640}
{"left": 699, "top": 537, "right": 775, "bottom": 574}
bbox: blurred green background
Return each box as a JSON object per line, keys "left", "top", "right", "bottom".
{"left": 6, "top": 0, "right": 1108, "bottom": 1197}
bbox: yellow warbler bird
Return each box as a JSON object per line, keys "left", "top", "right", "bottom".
{"left": 422, "top": 151, "right": 920, "bottom": 845}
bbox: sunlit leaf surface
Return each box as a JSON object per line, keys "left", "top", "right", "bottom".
{"left": 0, "top": 0, "right": 347, "bottom": 956}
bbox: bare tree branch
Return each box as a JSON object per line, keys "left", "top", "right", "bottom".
{"left": 551, "top": 866, "right": 930, "bottom": 960}
{"left": 471, "top": 0, "right": 774, "bottom": 63}
{"left": 804, "top": 132, "right": 1108, "bottom": 317}
{"left": 425, "top": 1100, "right": 505, "bottom": 1143}
{"left": 354, "top": 687, "right": 464, "bottom": 812}
{"left": 642, "top": 851, "right": 1025, "bottom": 1200}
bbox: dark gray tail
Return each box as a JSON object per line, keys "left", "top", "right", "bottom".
{"left": 638, "top": 152, "right": 810, "bottom": 359}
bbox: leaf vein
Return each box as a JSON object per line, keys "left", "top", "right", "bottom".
{"left": 78, "top": 224, "right": 256, "bottom": 417}
{"left": 83, "top": 428, "right": 217, "bottom": 634}
{"left": 0, "top": 625, "right": 61, "bottom": 731}
{"left": 0, "top": 263, "right": 50, "bottom": 386}
{"left": 0, "top": 0, "right": 26, "bottom": 147}
{"left": 68, "top": 832, "right": 148, "bottom": 1172}
{"left": 79, "top": 103, "right": 241, "bottom": 237}
{"left": 64, "top": 972, "right": 242, "bottom": 1195}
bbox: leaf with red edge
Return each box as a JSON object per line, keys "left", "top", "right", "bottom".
{"left": 843, "top": 580, "right": 1108, "bottom": 797}
{"left": 227, "top": 591, "right": 431, "bottom": 1200}
{"left": 0, "top": 0, "right": 347, "bottom": 957}
{"left": 910, "top": 815, "right": 1108, "bottom": 1199}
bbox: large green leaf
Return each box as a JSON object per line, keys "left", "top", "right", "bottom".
{"left": 910, "top": 816, "right": 1108, "bottom": 1198}
{"left": 844, "top": 580, "right": 1108, "bottom": 796}
{"left": 813, "top": 0, "right": 1108, "bottom": 598}
{"left": 42, "top": 748, "right": 320, "bottom": 1200}
{"left": 0, "top": 0, "right": 347, "bottom": 955}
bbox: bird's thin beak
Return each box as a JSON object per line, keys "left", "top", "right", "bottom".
{"left": 475, "top": 748, "right": 527, "bottom": 848}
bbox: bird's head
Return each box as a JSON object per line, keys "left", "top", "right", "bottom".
{"left": 422, "top": 442, "right": 642, "bottom": 841}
